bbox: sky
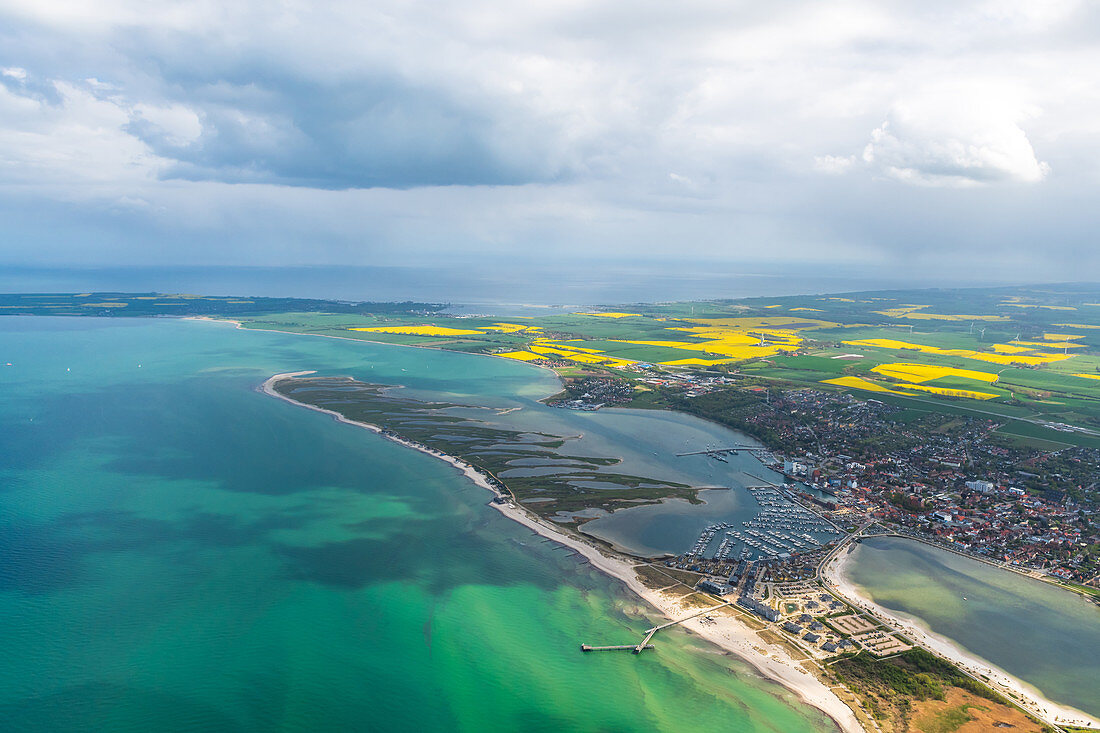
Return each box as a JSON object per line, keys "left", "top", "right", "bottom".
{"left": 1, "top": 0, "right": 1098, "bottom": 286}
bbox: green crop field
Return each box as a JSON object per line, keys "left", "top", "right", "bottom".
{"left": 6, "top": 284, "right": 1100, "bottom": 432}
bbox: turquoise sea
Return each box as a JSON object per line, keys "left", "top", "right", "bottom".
{"left": 0, "top": 317, "right": 836, "bottom": 732}
{"left": 843, "top": 536, "right": 1100, "bottom": 719}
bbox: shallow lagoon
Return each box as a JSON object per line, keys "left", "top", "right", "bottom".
{"left": 843, "top": 536, "right": 1100, "bottom": 719}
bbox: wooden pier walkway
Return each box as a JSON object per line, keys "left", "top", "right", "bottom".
{"left": 582, "top": 600, "right": 734, "bottom": 655}
{"left": 634, "top": 628, "right": 658, "bottom": 653}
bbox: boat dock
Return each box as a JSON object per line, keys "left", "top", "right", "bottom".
{"left": 581, "top": 644, "right": 656, "bottom": 652}
{"left": 676, "top": 445, "right": 763, "bottom": 458}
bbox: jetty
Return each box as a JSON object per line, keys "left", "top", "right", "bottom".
{"left": 581, "top": 600, "right": 734, "bottom": 654}
{"left": 676, "top": 445, "right": 763, "bottom": 457}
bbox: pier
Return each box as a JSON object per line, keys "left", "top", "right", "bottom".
{"left": 581, "top": 601, "right": 733, "bottom": 654}
{"left": 676, "top": 445, "right": 763, "bottom": 457}
{"left": 634, "top": 628, "right": 658, "bottom": 653}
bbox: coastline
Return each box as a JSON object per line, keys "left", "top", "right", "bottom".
{"left": 187, "top": 315, "right": 566, "bottom": 381}
{"left": 260, "top": 371, "right": 863, "bottom": 733}
{"left": 823, "top": 546, "right": 1100, "bottom": 731}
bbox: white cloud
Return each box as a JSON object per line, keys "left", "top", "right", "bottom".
{"left": 861, "top": 87, "right": 1051, "bottom": 187}
{"left": 0, "top": 80, "right": 167, "bottom": 185}
{"left": 813, "top": 155, "right": 855, "bottom": 175}
{"left": 1, "top": 66, "right": 26, "bottom": 80}
{"left": 131, "top": 102, "right": 202, "bottom": 146}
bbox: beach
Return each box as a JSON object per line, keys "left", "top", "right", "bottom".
{"left": 262, "top": 372, "right": 863, "bottom": 733}
{"left": 823, "top": 546, "right": 1100, "bottom": 731}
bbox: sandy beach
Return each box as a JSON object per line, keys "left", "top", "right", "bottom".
{"left": 260, "top": 372, "right": 864, "bottom": 733}
{"left": 823, "top": 547, "right": 1100, "bottom": 731}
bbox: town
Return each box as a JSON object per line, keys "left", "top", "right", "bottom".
{"left": 557, "top": 370, "right": 1100, "bottom": 589}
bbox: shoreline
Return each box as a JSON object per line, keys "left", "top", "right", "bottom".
{"left": 823, "top": 545, "right": 1100, "bottom": 731}
{"left": 187, "top": 315, "right": 566, "bottom": 383}
{"left": 259, "top": 371, "right": 863, "bottom": 733}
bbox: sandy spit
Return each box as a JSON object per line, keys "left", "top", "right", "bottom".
{"left": 261, "top": 372, "right": 863, "bottom": 733}
{"left": 823, "top": 547, "right": 1099, "bottom": 731}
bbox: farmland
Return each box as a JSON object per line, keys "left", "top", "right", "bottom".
{"left": 5, "top": 284, "right": 1100, "bottom": 435}
{"left": 225, "top": 283, "right": 1100, "bottom": 438}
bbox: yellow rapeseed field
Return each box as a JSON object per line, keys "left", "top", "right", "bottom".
{"left": 823, "top": 376, "right": 996, "bottom": 400}
{"left": 528, "top": 344, "right": 584, "bottom": 357}
{"left": 660, "top": 357, "right": 742, "bottom": 366}
{"left": 351, "top": 325, "right": 484, "bottom": 336}
{"left": 1073, "top": 373, "right": 1100, "bottom": 381}
{"left": 820, "top": 376, "right": 914, "bottom": 395}
{"left": 873, "top": 305, "right": 929, "bottom": 318}
{"left": 1011, "top": 340, "right": 1086, "bottom": 349}
{"left": 538, "top": 343, "right": 604, "bottom": 353}
{"left": 527, "top": 343, "right": 635, "bottom": 368}
{"left": 842, "top": 339, "right": 1072, "bottom": 367}
{"left": 481, "top": 323, "right": 531, "bottom": 333}
{"left": 616, "top": 333, "right": 786, "bottom": 360}
{"left": 1055, "top": 323, "right": 1100, "bottom": 330}
{"left": 1043, "top": 333, "right": 1084, "bottom": 341}
{"left": 992, "top": 344, "right": 1034, "bottom": 354}
{"left": 873, "top": 305, "right": 1006, "bottom": 321}
{"left": 902, "top": 384, "right": 998, "bottom": 400}
{"left": 498, "top": 351, "right": 543, "bottom": 361}
{"left": 698, "top": 344, "right": 781, "bottom": 359}
{"left": 790, "top": 307, "right": 823, "bottom": 312}
{"left": 871, "top": 363, "right": 998, "bottom": 384}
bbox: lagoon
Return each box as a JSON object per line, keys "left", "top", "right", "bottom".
{"left": 841, "top": 536, "right": 1100, "bottom": 719}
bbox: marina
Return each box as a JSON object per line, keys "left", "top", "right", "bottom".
{"left": 682, "top": 486, "right": 841, "bottom": 562}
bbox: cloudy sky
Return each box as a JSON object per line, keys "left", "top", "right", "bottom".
{"left": 1, "top": 0, "right": 1098, "bottom": 284}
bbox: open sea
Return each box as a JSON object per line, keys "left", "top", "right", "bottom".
{"left": 0, "top": 316, "right": 836, "bottom": 732}
{"left": 0, "top": 264, "right": 987, "bottom": 309}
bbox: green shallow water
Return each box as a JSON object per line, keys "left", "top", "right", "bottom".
{"left": 842, "top": 536, "right": 1100, "bottom": 719}
{"left": 0, "top": 317, "right": 835, "bottom": 732}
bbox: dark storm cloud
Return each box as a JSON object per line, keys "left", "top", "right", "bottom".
{"left": 131, "top": 72, "right": 557, "bottom": 189}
